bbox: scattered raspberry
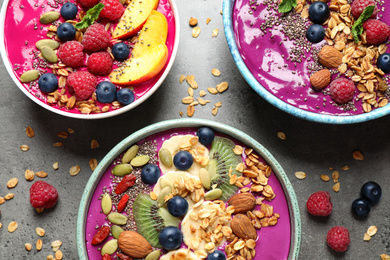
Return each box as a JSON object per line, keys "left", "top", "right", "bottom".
{"left": 78, "top": 0, "right": 99, "bottom": 8}
{"left": 30, "top": 181, "right": 58, "bottom": 210}
{"left": 306, "top": 191, "right": 332, "bottom": 216}
{"left": 363, "top": 19, "right": 390, "bottom": 46}
{"left": 100, "top": 0, "right": 125, "bottom": 21}
{"left": 57, "top": 41, "right": 85, "bottom": 68}
{"left": 329, "top": 78, "right": 355, "bottom": 104}
{"left": 87, "top": 52, "right": 113, "bottom": 76}
{"left": 67, "top": 71, "right": 97, "bottom": 100}
{"left": 82, "top": 23, "right": 110, "bottom": 52}
{"left": 326, "top": 226, "right": 350, "bottom": 252}
{"left": 351, "top": 0, "right": 378, "bottom": 19}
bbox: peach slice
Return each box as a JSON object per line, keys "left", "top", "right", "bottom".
{"left": 112, "top": 0, "right": 159, "bottom": 39}
{"left": 109, "top": 11, "right": 169, "bottom": 86}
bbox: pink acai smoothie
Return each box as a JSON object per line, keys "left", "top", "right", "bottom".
{"left": 85, "top": 128, "right": 292, "bottom": 259}
{"left": 3, "top": 0, "right": 176, "bottom": 114}
{"left": 233, "top": 0, "right": 390, "bottom": 116}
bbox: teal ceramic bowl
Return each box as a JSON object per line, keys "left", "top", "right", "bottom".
{"left": 76, "top": 118, "right": 301, "bottom": 259}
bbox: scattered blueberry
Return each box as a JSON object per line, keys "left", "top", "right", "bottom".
{"left": 158, "top": 226, "right": 183, "bottom": 251}
{"left": 306, "top": 24, "right": 325, "bottom": 43}
{"left": 352, "top": 198, "right": 371, "bottom": 218}
{"left": 141, "top": 164, "right": 160, "bottom": 185}
{"left": 56, "top": 23, "right": 76, "bottom": 42}
{"left": 361, "top": 181, "right": 382, "bottom": 205}
{"left": 308, "top": 1, "right": 330, "bottom": 24}
{"left": 197, "top": 127, "right": 215, "bottom": 146}
{"left": 207, "top": 250, "right": 226, "bottom": 260}
{"left": 167, "top": 196, "right": 189, "bottom": 217}
{"left": 377, "top": 53, "right": 390, "bottom": 74}
{"left": 60, "top": 2, "right": 78, "bottom": 20}
{"left": 117, "top": 88, "right": 135, "bottom": 105}
{"left": 112, "top": 42, "right": 130, "bottom": 61}
{"left": 96, "top": 81, "right": 117, "bottom": 103}
{"left": 173, "top": 151, "right": 193, "bottom": 171}
{"left": 38, "top": 73, "right": 58, "bottom": 93}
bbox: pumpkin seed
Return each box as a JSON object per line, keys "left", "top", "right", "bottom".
{"left": 111, "top": 164, "right": 133, "bottom": 176}
{"left": 160, "top": 178, "right": 173, "bottom": 190}
{"left": 36, "top": 39, "right": 60, "bottom": 50}
{"left": 101, "top": 194, "right": 112, "bottom": 215}
{"left": 40, "top": 11, "right": 60, "bottom": 24}
{"left": 111, "top": 225, "right": 124, "bottom": 239}
{"left": 204, "top": 188, "right": 222, "bottom": 200}
{"left": 100, "top": 239, "right": 118, "bottom": 256}
{"left": 131, "top": 155, "right": 150, "bottom": 167}
{"left": 199, "top": 168, "right": 211, "bottom": 189}
{"left": 158, "top": 148, "right": 173, "bottom": 167}
{"left": 107, "top": 212, "right": 127, "bottom": 225}
{"left": 122, "top": 145, "right": 139, "bottom": 164}
{"left": 145, "top": 250, "right": 161, "bottom": 260}
{"left": 41, "top": 46, "right": 58, "bottom": 63}
{"left": 20, "top": 70, "right": 40, "bottom": 83}
{"left": 157, "top": 186, "right": 172, "bottom": 207}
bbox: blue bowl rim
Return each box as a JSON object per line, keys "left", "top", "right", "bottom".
{"left": 222, "top": 0, "right": 390, "bottom": 124}
{"left": 76, "top": 118, "right": 301, "bottom": 260}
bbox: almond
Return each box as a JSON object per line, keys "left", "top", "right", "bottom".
{"left": 318, "top": 45, "right": 343, "bottom": 68}
{"left": 228, "top": 193, "right": 256, "bottom": 214}
{"left": 230, "top": 214, "right": 257, "bottom": 240}
{"left": 118, "top": 231, "right": 152, "bottom": 258}
{"left": 310, "top": 69, "right": 331, "bottom": 90}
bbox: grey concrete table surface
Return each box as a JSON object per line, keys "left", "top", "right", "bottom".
{"left": 1, "top": 0, "right": 390, "bottom": 259}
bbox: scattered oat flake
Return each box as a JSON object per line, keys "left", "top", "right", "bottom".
{"left": 211, "top": 106, "right": 218, "bottom": 116}
{"left": 212, "top": 28, "right": 219, "bottom": 37}
{"left": 192, "top": 26, "right": 201, "bottom": 38}
{"left": 36, "top": 227, "right": 46, "bottom": 237}
{"left": 353, "top": 151, "right": 364, "bottom": 160}
{"left": 47, "top": 255, "right": 54, "bottom": 260}
{"left": 55, "top": 250, "right": 63, "bottom": 260}
{"left": 294, "top": 171, "right": 307, "bottom": 180}
{"left": 332, "top": 170, "right": 339, "bottom": 183}
{"left": 0, "top": 197, "right": 5, "bottom": 205}
{"left": 4, "top": 193, "right": 14, "bottom": 200}
{"left": 53, "top": 142, "right": 63, "bottom": 147}
{"left": 215, "top": 101, "right": 222, "bottom": 107}
{"left": 363, "top": 233, "right": 371, "bottom": 241}
{"left": 211, "top": 69, "right": 221, "bottom": 77}
{"left": 198, "top": 97, "right": 207, "bottom": 105}
{"left": 367, "top": 226, "right": 378, "bottom": 237}
{"left": 26, "top": 126, "right": 35, "bottom": 138}
{"left": 57, "top": 131, "right": 68, "bottom": 139}
{"left": 7, "top": 178, "right": 18, "bottom": 189}
{"left": 89, "top": 158, "right": 98, "bottom": 171}
{"left": 91, "top": 139, "right": 99, "bottom": 149}
{"left": 20, "top": 145, "right": 29, "bottom": 151}
{"left": 179, "top": 74, "right": 186, "bottom": 84}
{"left": 188, "top": 87, "right": 194, "bottom": 97}
{"left": 216, "top": 82, "right": 228, "bottom": 93}
{"left": 333, "top": 182, "right": 340, "bottom": 192}
{"left": 277, "top": 132, "right": 286, "bottom": 140}
{"left": 25, "top": 243, "right": 32, "bottom": 251}
{"left": 179, "top": 111, "right": 183, "bottom": 117}
{"left": 8, "top": 221, "right": 18, "bottom": 233}
{"left": 53, "top": 162, "right": 59, "bottom": 170}
{"left": 187, "top": 105, "right": 195, "bottom": 117}
{"left": 25, "top": 169, "right": 35, "bottom": 181}
{"left": 70, "top": 165, "right": 81, "bottom": 176}
{"left": 182, "top": 96, "right": 194, "bottom": 104}
{"left": 320, "top": 175, "right": 330, "bottom": 182}
{"left": 36, "top": 171, "right": 48, "bottom": 178}
{"left": 67, "top": 128, "right": 74, "bottom": 134}
{"left": 208, "top": 87, "right": 218, "bottom": 94}
{"left": 381, "top": 254, "right": 390, "bottom": 260}
{"left": 51, "top": 240, "right": 62, "bottom": 251}
{"left": 206, "top": 18, "right": 211, "bottom": 24}
{"left": 199, "top": 90, "right": 206, "bottom": 97}
{"left": 186, "top": 75, "right": 198, "bottom": 89}
{"left": 341, "top": 166, "right": 349, "bottom": 171}
{"left": 36, "top": 239, "right": 43, "bottom": 251}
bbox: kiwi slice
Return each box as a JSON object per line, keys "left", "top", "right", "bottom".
{"left": 133, "top": 193, "right": 181, "bottom": 248}
{"left": 207, "top": 136, "right": 242, "bottom": 201}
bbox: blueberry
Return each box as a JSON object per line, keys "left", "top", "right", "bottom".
{"left": 158, "top": 226, "right": 183, "bottom": 251}
{"left": 196, "top": 127, "right": 215, "bottom": 146}
{"left": 117, "top": 88, "right": 135, "bottom": 105}
{"left": 96, "top": 81, "right": 117, "bottom": 103}
{"left": 306, "top": 24, "right": 325, "bottom": 43}
{"left": 141, "top": 164, "right": 160, "bottom": 185}
{"left": 352, "top": 198, "right": 371, "bottom": 218}
{"left": 173, "top": 151, "right": 193, "bottom": 171}
{"left": 60, "top": 2, "right": 78, "bottom": 20}
{"left": 56, "top": 23, "right": 76, "bottom": 42}
{"left": 167, "top": 196, "right": 189, "bottom": 217}
{"left": 38, "top": 73, "right": 58, "bottom": 93}
{"left": 377, "top": 53, "right": 390, "bottom": 74}
{"left": 361, "top": 181, "right": 382, "bottom": 205}
{"left": 207, "top": 250, "right": 226, "bottom": 260}
{"left": 308, "top": 1, "right": 330, "bottom": 24}
{"left": 112, "top": 42, "right": 130, "bottom": 61}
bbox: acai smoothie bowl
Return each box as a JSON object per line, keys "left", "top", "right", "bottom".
{"left": 76, "top": 119, "right": 301, "bottom": 260}
{"left": 223, "top": 0, "right": 390, "bottom": 124}
{"left": 0, "top": 0, "right": 179, "bottom": 119}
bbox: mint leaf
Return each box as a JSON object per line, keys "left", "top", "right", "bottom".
{"left": 351, "top": 5, "right": 375, "bottom": 43}
{"left": 75, "top": 3, "right": 105, "bottom": 30}
{"left": 278, "top": 0, "right": 297, "bottom": 13}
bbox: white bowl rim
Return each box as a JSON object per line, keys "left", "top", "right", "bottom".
{"left": 0, "top": 0, "right": 180, "bottom": 119}
{"left": 76, "top": 118, "right": 301, "bottom": 260}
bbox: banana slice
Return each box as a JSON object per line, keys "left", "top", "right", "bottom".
{"left": 160, "top": 248, "right": 201, "bottom": 260}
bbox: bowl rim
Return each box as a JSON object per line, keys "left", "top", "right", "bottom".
{"left": 0, "top": 0, "right": 180, "bottom": 120}
{"left": 76, "top": 118, "right": 301, "bottom": 260}
{"left": 222, "top": 0, "right": 390, "bottom": 124}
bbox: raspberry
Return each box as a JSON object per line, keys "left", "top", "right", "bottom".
{"left": 82, "top": 23, "right": 110, "bottom": 52}
{"left": 363, "top": 19, "right": 390, "bottom": 46}
{"left": 329, "top": 78, "right": 355, "bottom": 104}
{"left": 30, "top": 181, "right": 58, "bottom": 210}
{"left": 67, "top": 71, "right": 97, "bottom": 99}
{"left": 351, "top": 0, "right": 378, "bottom": 19}
{"left": 87, "top": 52, "right": 113, "bottom": 76}
{"left": 57, "top": 41, "right": 85, "bottom": 68}
{"left": 306, "top": 191, "right": 332, "bottom": 216}
{"left": 326, "top": 226, "right": 350, "bottom": 252}
{"left": 78, "top": 0, "right": 99, "bottom": 8}
{"left": 100, "top": 0, "right": 125, "bottom": 21}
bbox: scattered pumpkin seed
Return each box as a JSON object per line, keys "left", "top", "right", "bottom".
{"left": 107, "top": 212, "right": 127, "bottom": 225}
{"left": 111, "top": 225, "right": 124, "bottom": 239}
{"left": 145, "top": 250, "right": 161, "bottom": 260}
{"left": 41, "top": 46, "right": 58, "bottom": 63}
{"left": 130, "top": 155, "right": 150, "bottom": 167}
{"left": 157, "top": 186, "right": 172, "bottom": 207}
{"left": 40, "top": 11, "right": 60, "bottom": 24}
{"left": 101, "top": 194, "right": 112, "bottom": 215}
{"left": 36, "top": 39, "right": 60, "bottom": 50}
{"left": 101, "top": 239, "right": 118, "bottom": 256}
{"left": 199, "top": 168, "right": 211, "bottom": 189}
{"left": 20, "top": 70, "right": 40, "bottom": 83}
{"left": 159, "top": 148, "right": 173, "bottom": 167}
{"left": 122, "top": 145, "right": 139, "bottom": 164}
{"left": 111, "top": 164, "right": 133, "bottom": 176}
{"left": 204, "top": 188, "right": 223, "bottom": 200}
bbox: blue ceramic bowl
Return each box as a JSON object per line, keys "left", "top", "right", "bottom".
{"left": 223, "top": 0, "right": 390, "bottom": 124}
{"left": 76, "top": 118, "right": 301, "bottom": 259}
